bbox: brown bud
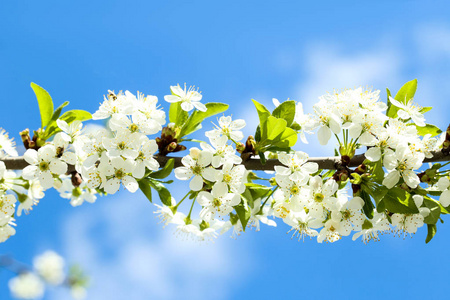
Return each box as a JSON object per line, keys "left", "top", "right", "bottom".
{"left": 71, "top": 171, "right": 83, "bottom": 187}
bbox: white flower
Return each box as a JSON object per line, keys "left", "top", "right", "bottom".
{"left": 284, "top": 210, "right": 320, "bottom": 240}
{"left": 389, "top": 96, "right": 426, "bottom": 127}
{"left": 352, "top": 212, "right": 390, "bottom": 243}
{"left": 382, "top": 147, "right": 424, "bottom": 189}
{"left": 0, "top": 194, "right": 16, "bottom": 226}
{"left": 174, "top": 148, "right": 216, "bottom": 191}
{"left": 0, "top": 223, "right": 16, "bottom": 243}
{"left": 8, "top": 273, "right": 45, "bottom": 300}
{"left": 317, "top": 219, "right": 341, "bottom": 243}
{"left": 57, "top": 176, "right": 97, "bottom": 207}
{"left": 275, "top": 151, "right": 318, "bottom": 183}
{"left": 200, "top": 136, "right": 242, "bottom": 168}
{"left": 109, "top": 112, "right": 162, "bottom": 135}
{"left": 164, "top": 84, "right": 206, "bottom": 112}
{"left": 214, "top": 162, "right": 246, "bottom": 194}
{"left": 22, "top": 145, "right": 68, "bottom": 190}
{"left": 0, "top": 128, "right": 18, "bottom": 158}
{"left": 205, "top": 116, "right": 246, "bottom": 141}
{"left": 57, "top": 119, "right": 83, "bottom": 143}
{"left": 391, "top": 213, "right": 425, "bottom": 234}
{"left": 101, "top": 158, "right": 138, "bottom": 194}
{"left": 33, "top": 251, "right": 66, "bottom": 285}
{"left": 312, "top": 99, "right": 341, "bottom": 145}
{"left": 132, "top": 136, "right": 159, "bottom": 179}
{"left": 197, "top": 182, "right": 241, "bottom": 221}
{"left": 92, "top": 90, "right": 133, "bottom": 120}
{"left": 102, "top": 132, "right": 140, "bottom": 159}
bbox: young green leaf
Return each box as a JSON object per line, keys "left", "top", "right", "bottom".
{"left": 179, "top": 102, "right": 229, "bottom": 138}
{"left": 423, "top": 197, "right": 441, "bottom": 224}
{"left": 360, "top": 189, "right": 374, "bottom": 219}
{"left": 149, "top": 179, "right": 172, "bottom": 206}
{"left": 148, "top": 158, "right": 174, "bottom": 179}
{"left": 59, "top": 109, "right": 92, "bottom": 124}
{"left": 138, "top": 178, "right": 153, "bottom": 202}
{"left": 396, "top": 78, "right": 417, "bottom": 104}
{"left": 415, "top": 124, "right": 442, "bottom": 137}
{"left": 31, "top": 82, "right": 54, "bottom": 128}
{"left": 252, "top": 99, "right": 271, "bottom": 126}
{"left": 234, "top": 201, "right": 251, "bottom": 230}
{"left": 425, "top": 224, "right": 437, "bottom": 243}
{"left": 169, "top": 102, "right": 189, "bottom": 126}
{"left": 272, "top": 100, "right": 296, "bottom": 126}
{"left": 382, "top": 187, "right": 419, "bottom": 214}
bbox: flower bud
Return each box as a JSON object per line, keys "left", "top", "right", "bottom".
{"left": 167, "top": 142, "right": 178, "bottom": 152}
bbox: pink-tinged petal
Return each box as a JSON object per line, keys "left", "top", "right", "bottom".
{"left": 24, "top": 149, "right": 39, "bottom": 165}
{"left": 189, "top": 175, "right": 204, "bottom": 191}
{"left": 122, "top": 176, "right": 138, "bottom": 193}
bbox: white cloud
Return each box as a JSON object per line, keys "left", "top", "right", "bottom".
{"left": 54, "top": 191, "right": 252, "bottom": 300}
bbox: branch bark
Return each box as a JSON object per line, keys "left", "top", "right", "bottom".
{"left": 2, "top": 151, "right": 450, "bottom": 171}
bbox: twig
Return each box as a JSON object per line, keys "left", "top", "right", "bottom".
{"left": 2, "top": 151, "right": 450, "bottom": 171}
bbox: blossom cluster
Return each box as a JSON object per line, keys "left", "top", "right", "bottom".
{"left": 0, "top": 81, "right": 449, "bottom": 246}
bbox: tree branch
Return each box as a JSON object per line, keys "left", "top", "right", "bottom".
{"left": 2, "top": 151, "right": 450, "bottom": 171}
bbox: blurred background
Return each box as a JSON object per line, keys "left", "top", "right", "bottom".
{"left": 1, "top": 1, "right": 450, "bottom": 299}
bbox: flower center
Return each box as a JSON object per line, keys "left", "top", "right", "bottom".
{"left": 314, "top": 193, "right": 325, "bottom": 203}
{"left": 39, "top": 161, "right": 49, "bottom": 172}
{"left": 213, "top": 198, "right": 222, "bottom": 208}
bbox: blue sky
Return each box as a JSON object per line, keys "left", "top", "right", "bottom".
{"left": 1, "top": 1, "right": 450, "bottom": 299}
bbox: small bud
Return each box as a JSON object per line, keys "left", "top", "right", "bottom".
{"left": 167, "top": 142, "right": 178, "bottom": 152}
{"left": 71, "top": 171, "right": 83, "bottom": 187}
{"left": 236, "top": 142, "right": 245, "bottom": 153}
{"left": 269, "top": 177, "right": 277, "bottom": 186}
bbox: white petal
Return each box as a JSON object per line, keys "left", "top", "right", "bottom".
{"left": 190, "top": 175, "right": 204, "bottom": 191}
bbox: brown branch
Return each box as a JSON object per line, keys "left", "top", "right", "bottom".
{"left": 2, "top": 151, "right": 450, "bottom": 171}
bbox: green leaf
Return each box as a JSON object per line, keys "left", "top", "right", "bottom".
{"left": 425, "top": 224, "right": 437, "bottom": 243}
{"left": 370, "top": 184, "right": 388, "bottom": 213}
{"left": 234, "top": 201, "right": 251, "bottom": 230}
{"left": 179, "top": 102, "right": 229, "bottom": 137}
{"left": 420, "top": 107, "right": 432, "bottom": 114}
{"left": 138, "top": 179, "right": 153, "bottom": 203}
{"left": 44, "top": 109, "right": 92, "bottom": 139}
{"left": 382, "top": 187, "right": 419, "bottom": 214}
{"left": 423, "top": 197, "right": 441, "bottom": 224}
{"left": 149, "top": 179, "right": 172, "bottom": 206}
{"left": 31, "top": 82, "right": 54, "bottom": 128}
{"left": 264, "top": 116, "right": 286, "bottom": 141}
{"left": 272, "top": 100, "right": 296, "bottom": 126}
{"left": 396, "top": 79, "right": 417, "bottom": 104}
{"left": 259, "top": 151, "right": 267, "bottom": 165}
{"left": 60, "top": 109, "right": 92, "bottom": 124}
{"left": 416, "top": 124, "right": 442, "bottom": 137}
{"left": 252, "top": 99, "right": 270, "bottom": 126}
{"left": 360, "top": 189, "right": 374, "bottom": 219}
{"left": 169, "top": 102, "right": 189, "bottom": 126}
{"left": 386, "top": 79, "right": 418, "bottom": 118}
{"left": 148, "top": 159, "right": 174, "bottom": 179}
